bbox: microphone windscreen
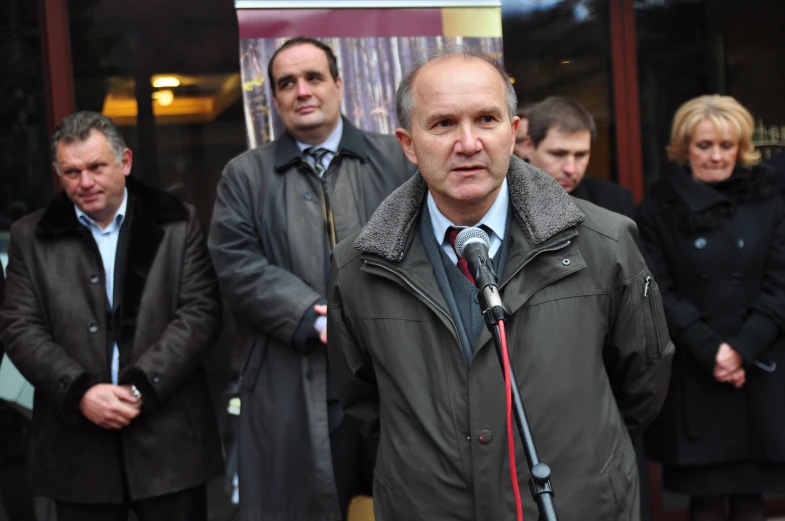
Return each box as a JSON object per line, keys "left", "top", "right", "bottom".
{"left": 455, "top": 227, "right": 491, "bottom": 260}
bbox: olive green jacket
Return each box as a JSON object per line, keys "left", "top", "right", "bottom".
{"left": 328, "top": 156, "right": 674, "bottom": 521}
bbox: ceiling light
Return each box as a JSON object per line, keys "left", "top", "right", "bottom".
{"left": 152, "top": 76, "right": 180, "bottom": 88}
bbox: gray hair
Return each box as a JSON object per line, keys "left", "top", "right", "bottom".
{"left": 51, "top": 111, "right": 127, "bottom": 173}
{"left": 396, "top": 45, "right": 517, "bottom": 131}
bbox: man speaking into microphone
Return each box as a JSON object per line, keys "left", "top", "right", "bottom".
{"left": 327, "top": 47, "right": 673, "bottom": 521}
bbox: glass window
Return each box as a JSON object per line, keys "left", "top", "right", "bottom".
{"left": 635, "top": 0, "right": 713, "bottom": 186}
{"left": 635, "top": 0, "right": 785, "bottom": 185}
{"left": 502, "top": 0, "right": 616, "bottom": 182}
{"left": 0, "top": 5, "right": 49, "bottom": 519}
{"left": 0, "top": 1, "right": 52, "bottom": 253}
{"left": 69, "top": 2, "right": 247, "bottom": 226}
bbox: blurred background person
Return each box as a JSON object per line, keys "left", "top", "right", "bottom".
{"left": 524, "top": 97, "right": 636, "bottom": 219}
{"left": 513, "top": 102, "right": 535, "bottom": 160}
{"left": 638, "top": 95, "right": 785, "bottom": 521}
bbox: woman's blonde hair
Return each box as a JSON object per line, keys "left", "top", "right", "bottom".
{"left": 666, "top": 94, "right": 760, "bottom": 167}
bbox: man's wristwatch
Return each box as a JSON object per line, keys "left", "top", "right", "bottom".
{"left": 131, "top": 384, "right": 143, "bottom": 400}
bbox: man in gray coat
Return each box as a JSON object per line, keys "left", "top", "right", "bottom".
{"left": 327, "top": 47, "right": 673, "bottom": 520}
{"left": 208, "top": 38, "right": 413, "bottom": 521}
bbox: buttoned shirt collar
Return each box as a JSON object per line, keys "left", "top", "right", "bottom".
{"left": 427, "top": 177, "right": 509, "bottom": 263}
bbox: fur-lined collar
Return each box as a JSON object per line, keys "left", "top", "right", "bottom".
{"left": 35, "top": 175, "right": 188, "bottom": 236}
{"left": 354, "top": 155, "right": 585, "bottom": 262}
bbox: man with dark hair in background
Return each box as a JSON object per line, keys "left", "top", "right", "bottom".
{"left": 208, "top": 37, "right": 413, "bottom": 520}
{"left": 0, "top": 111, "right": 224, "bottom": 521}
{"left": 524, "top": 96, "right": 637, "bottom": 218}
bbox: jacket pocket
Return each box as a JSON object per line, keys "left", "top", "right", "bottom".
{"left": 639, "top": 273, "right": 667, "bottom": 360}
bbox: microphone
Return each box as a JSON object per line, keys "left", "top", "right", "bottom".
{"left": 455, "top": 227, "right": 504, "bottom": 320}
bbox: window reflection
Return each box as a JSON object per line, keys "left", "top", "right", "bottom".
{"left": 0, "top": 1, "right": 51, "bottom": 234}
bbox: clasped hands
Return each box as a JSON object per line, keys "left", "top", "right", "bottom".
{"left": 713, "top": 342, "right": 745, "bottom": 388}
{"left": 79, "top": 383, "right": 143, "bottom": 430}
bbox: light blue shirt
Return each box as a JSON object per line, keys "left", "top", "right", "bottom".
{"left": 428, "top": 177, "right": 509, "bottom": 264}
{"left": 296, "top": 118, "right": 343, "bottom": 173}
{"left": 75, "top": 188, "right": 128, "bottom": 385}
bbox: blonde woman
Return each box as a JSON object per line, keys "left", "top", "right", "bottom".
{"left": 638, "top": 95, "right": 785, "bottom": 521}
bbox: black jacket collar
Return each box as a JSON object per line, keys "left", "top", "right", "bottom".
{"left": 35, "top": 175, "right": 188, "bottom": 237}
{"left": 273, "top": 116, "right": 369, "bottom": 172}
{"left": 668, "top": 167, "right": 731, "bottom": 214}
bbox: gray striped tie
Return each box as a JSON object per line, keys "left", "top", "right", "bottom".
{"left": 304, "top": 147, "right": 330, "bottom": 177}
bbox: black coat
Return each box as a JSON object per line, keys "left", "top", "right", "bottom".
{"left": 0, "top": 177, "right": 224, "bottom": 502}
{"left": 571, "top": 176, "right": 636, "bottom": 219}
{"left": 637, "top": 165, "right": 785, "bottom": 466}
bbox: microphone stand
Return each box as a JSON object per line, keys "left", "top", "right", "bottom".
{"left": 475, "top": 261, "right": 559, "bottom": 521}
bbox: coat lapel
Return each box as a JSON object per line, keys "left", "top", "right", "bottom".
{"left": 117, "top": 177, "right": 189, "bottom": 347}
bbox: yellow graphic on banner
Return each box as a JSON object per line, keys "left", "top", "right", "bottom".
{"left": 442, "top": 7, "right": 502, "bottom": 38}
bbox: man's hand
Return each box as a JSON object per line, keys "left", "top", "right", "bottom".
{"left": 713, "top": 343, "right": 745, "bottom": 388}
{"left": 79, "top": 384, "right": 141, "bottom": 429}
{"left": 118, "top": 384, "right": 144, "bottom": 409}
{"left": 314, "top": 304, "right": 328, "bottom": 344}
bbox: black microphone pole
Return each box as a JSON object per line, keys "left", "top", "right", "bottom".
{"left": 459, "top": 231, "right": 559, "bottom": 521}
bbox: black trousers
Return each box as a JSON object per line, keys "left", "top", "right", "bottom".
{"left": 330, "top": 419, "right": 375, "bottom": 520}
{"left": 54, "top": 484, "right": 206, "bottom": 521}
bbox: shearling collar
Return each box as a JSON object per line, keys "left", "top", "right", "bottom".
{"left": 274, "top": 116, "right": 369, "bottom": 172}
{"left": 35, "top": 175, "right": 188, "bottom": 237}
{"left": 354, "top": 155, "right": 585, "bottom": 262}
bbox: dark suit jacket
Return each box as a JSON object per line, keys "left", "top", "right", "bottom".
{"left": 571, "top": 176, "right": 636, "bottom": 219}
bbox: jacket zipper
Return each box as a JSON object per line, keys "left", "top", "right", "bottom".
{"left": 365, "top": 238, "right": 573, "bottom": 345}
{"left": 364, "top": 260, "right": 461, "bottom": 345}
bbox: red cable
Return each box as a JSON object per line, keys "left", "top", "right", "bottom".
{"left": 499, "top": 319, "right": 524, "bottom": 521}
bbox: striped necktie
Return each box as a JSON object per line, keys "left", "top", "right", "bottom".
{"left": 304, "top": 147, "right": 331, "bottom": 177}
